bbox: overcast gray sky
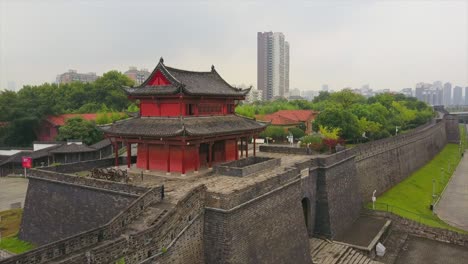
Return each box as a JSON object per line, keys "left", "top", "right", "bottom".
{"left": 0, "top": 0, "right": 467, "bottom": 91}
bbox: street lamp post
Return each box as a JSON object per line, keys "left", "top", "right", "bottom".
{"left": 431, "top": 178, "right": 436, "bottom": 211}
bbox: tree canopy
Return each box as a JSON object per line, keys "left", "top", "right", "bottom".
{"left": 0, "top": 71, "right": 134, "bottom": 146}
{"left": 236, "top": 90, "right": 434, "bottom": 142}
{"left": 56, "top": 117, "right": 103, "bottom": 145}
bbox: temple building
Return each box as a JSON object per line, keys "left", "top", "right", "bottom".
{"left": 102, "top": 58, "right": 267, "bottom": 175}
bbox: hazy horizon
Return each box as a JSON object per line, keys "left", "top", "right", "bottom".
{"left": 0, "top": 0, "right": 467, "bottom": 91}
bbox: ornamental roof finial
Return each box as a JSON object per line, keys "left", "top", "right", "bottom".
{"left": 159, "top": 57, "right": 164, "bottom": 64}
{"left": 211, "top": 65, "right": 215, "bottom": 72}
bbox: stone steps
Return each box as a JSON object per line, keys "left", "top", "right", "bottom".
{"left": 310, "top": 238, "right": 383, "bottom": 264}
{"left": 48, "top": 201, "right": 174, "bottom": 263}
{"left": 123, "top": 201, "right": 173, "bottom": 234}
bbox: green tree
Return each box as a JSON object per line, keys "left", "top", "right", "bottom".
{"left": 313, "top": 107, "right": 360, "bottom": 141}
{"left": 92, "top": 71, "right": 135, "bottom": 111}
{"left": 312, "top": 91, "right": 331, "bottom": 103}
{"left": 56, "top": 117, "right": 103, "bottom": 145}
{"left": 259, "top": 126, "right": 287, "bottom": 141}
{"left": 329, "top": 89, "right": 366, "bottom": 109}
{"left": 357, "top": 117, "right": 382, "bottom": 139}
{"left": 288, "top": 127, "right": 305, "bottom": 139}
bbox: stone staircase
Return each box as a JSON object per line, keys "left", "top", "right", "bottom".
{"left": 310, "top": 238, "right": 383, "bottom": 264}
{"left": 123, "top": 202, "right": 172, "bottom": 235}
{"left": 49, "top": 201, "right": 175, "bottom": 264}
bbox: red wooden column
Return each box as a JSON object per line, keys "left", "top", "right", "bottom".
{"left": 253, "top": 135, "right": 256, "bottom": 157}
{"left": 245, "top": 137, "right": 249, "bottom": 158}
{"left": 181, "top": 145, "right": 186, "bottom": 175}
{"left": 166, "top": 144, "right": 171, "bottom": 174}
{"left": 114, "top": 141, "right": 119, "bottom": 167}
{"left": 145, "top": 143, "right": 150, "bottom": 170}
{"left": 240, "top": 138, "right": 243, "bottom": 157}
{"left": 208, "top": 142, "right": 213, "bottom": 168}
{"left": 195, "top": 144, "right": 200, "bottom": 172}
{"left": 126, "top": 142, "right": 131, "bottom": 168}
{"left": 235, "top": 138, "right": 239, "bottom": 160}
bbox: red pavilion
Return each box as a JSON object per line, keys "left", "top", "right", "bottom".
{"left": 103, "top": 58, "right": 267, "bottom": 175}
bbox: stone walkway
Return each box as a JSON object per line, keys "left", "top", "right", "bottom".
{"left": 310, "top": 238, "right": 382, "bottom": 264}
{"left": 0, "top": 177, "right": 28, "bottom": 211}
{"left": 435, "top": 127, "right": 468, "bottom": 231}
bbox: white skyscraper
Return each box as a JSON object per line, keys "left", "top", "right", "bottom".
{"left": 257, "top": 32, "right": 290, "bottom": 100}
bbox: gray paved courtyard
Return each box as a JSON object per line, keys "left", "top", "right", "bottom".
{"left": 395, "top": 236, "right": 468, "bottom": 264}
{"left": 0, "top": 177, "right": 29, "bottom": 211}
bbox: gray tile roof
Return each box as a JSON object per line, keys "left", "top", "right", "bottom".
{"left": 30, "top": 145, "right": 63, "bottom": 159}
{"left": 124, "top": 85, "right": 179, "bottom": 96}
{"left": 101, "top": 115, "right": 266, "bottom": 138}
{"left": 89, "top": 138, "right": 112, "bottom": 150}
{"left": 0, "top": 151, "right": 32, "bottom": 166}
{"left": 50, "top": 143, "right": 96, "bottom": 153}
{"left": 124, "top": 60, "right": 250, "bottom": 97}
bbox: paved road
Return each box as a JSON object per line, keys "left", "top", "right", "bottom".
{"left": 435, "top": 126, "right": 468, "bottom": 231}
{"left": 395, "top": 236, "right": 468, "bottom": 264}
{"left": 0, "top": 177, "right": 28, "bottom": 211}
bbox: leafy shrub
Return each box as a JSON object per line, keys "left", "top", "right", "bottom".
{"left": 288, "top": 127, "right": 305, "bottom": 139}
{"left": 260, "top": 126, "right": 287, "bottom": 140}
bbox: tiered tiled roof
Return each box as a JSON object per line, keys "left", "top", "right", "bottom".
{"left": 124, "top": 58, "right": 250, "bottom": 97}
{"left": 101, "top": 115, "right": 267, "bottom": 138}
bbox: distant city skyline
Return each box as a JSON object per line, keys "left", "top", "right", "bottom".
{"left": 0, "top": 0, "right": 467, "bottom": 91}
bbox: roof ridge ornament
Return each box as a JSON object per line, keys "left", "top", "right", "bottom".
{"left": 159, "top": 57, "right": 164, "bottom": 64}
{"left": 211, "top": 65, "right": 215, "bottom": 72}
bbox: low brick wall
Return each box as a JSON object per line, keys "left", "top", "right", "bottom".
{"left": 29, "top": 169, "right": 147, "bottom": 196}
{"left": 40, "top": 156, "right": 136, "bottom": 174}
{"left": 259, "top": 145, "right": 312, "bottom": 155}
{"left": 206, "top": 162, "right": 308, "bottom": 210}
{"left": 214, "top": 157, "right": 281, "bottom": 177}
{"left": 364, "top": 210, "right": 468, "bottom": 248}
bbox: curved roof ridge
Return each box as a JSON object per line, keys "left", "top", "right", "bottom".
{"left": 165, "top": 65, "right": 212, "bottom": 75}
{"left": 137, "top": 60, "right": 182, "bottom": 88}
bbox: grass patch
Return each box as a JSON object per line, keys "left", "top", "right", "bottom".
{"left": 369, "top": 125, "right": 467, "bottom": 233}
{"left": 0, "top": 209, "right": 23, "bottom": 237}
{"left": 74, "top": 171, "right": 90, "bottom": 177}
{"left": 0, "top": 209, "right": 35, "bottom": 253}
{"left": 0, "top": 236, "right": 34, "bottom": 254}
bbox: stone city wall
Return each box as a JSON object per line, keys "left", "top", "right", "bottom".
{"left": 313, "top": 152, "right": 362, "bottom": 239}
{"left": 204, "top": 177, "right": 312, "bottom": 264}
{"left": 353, "top": 118, "right": 448, "bottom": 202}
{"left": 445, "top": 115, "right": 460, "bottom": 143}
{"left": 3, "top": 187, "right": 162, "bottom": 264}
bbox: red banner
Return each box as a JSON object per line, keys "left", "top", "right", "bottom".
{"left": 22, "top": 156, "right": 32, "bottom": 169}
